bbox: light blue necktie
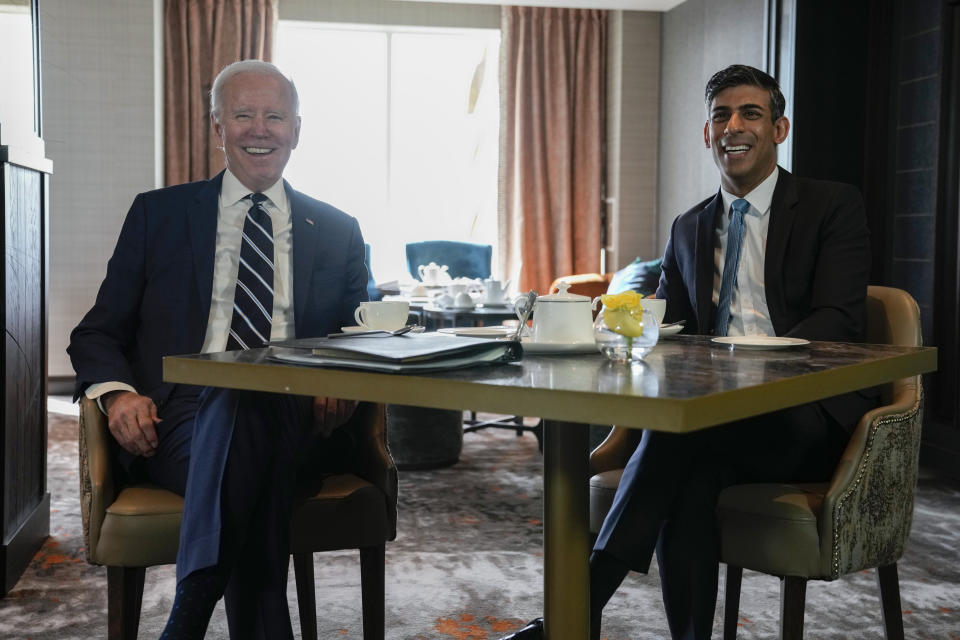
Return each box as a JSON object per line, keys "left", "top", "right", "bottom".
{"left": 714, "top": 198, "right": 750, "bottom": 337}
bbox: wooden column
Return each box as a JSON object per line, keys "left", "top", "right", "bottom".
{"left": 1, "top": 147, "right": 51, "bottom": 595}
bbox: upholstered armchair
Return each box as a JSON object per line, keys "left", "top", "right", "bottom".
{"left": 79, "top": 397, "right": 397, "bottom": 640}
{"left": 718, "top": 285, "right": 924, "bottom": 639}
{"left": 586, "top": 286, "right": 925, "bottom": 640}
{"left": 405, "top": 240, "right": 492, "bottom": 280}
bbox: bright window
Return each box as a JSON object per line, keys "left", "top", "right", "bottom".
{"left": 277, "top": 21, "right": 501, "bottom": 283}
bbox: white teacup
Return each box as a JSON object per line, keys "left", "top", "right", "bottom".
{"left": 640, "top": 298, "right": 666, "bottom": 325}
{"left": 354, "top": 301, "right": 410, "bottom": 330}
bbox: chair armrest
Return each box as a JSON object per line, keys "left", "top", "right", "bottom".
{"left": 79, "top": 396, "right": 117, "bottom": 564}
{"left": 350, "top": 402, "right": 399, "bottom": 539}
{"left": 819, "top": 377, "right": 923, "bottom": 578}
{"left": 589, "top": 426, "right": 642, "bottom": 476}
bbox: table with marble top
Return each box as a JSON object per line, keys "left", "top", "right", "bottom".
{"left": 164, "top": 334, "right": 936, "bottom": 640}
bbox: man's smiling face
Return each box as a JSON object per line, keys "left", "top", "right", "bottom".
{"left": 703, "top": 84, "right": 789, "bottom": 197}
{"left": 212, "top": 71, "right": 301, "bottom": 194}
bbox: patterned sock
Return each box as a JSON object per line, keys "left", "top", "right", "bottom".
{"left": 158, "top": 565, "right": 231, "bottom": 639}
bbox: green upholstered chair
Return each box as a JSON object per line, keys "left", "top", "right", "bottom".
{"left": 79, "top": 397, "right": 397, "bottom": 640}
{"left": 587, "top": 286, "right": 924, "bottom": 639}
{"left": 717, "top": 285, "right": 924, "bottom": 639}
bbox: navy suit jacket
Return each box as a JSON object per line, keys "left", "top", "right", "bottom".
{"left": 655, "top": 168, "right": 874, "bottom": 427}
{"left": 68, "top": 171, "right": 368, "bottom": 405}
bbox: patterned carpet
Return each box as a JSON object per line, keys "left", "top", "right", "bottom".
{"left": 1, "top": 411, "right": 959, "bottom": 639}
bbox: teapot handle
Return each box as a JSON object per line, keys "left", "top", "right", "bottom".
{"left": 591, "top": 296, "right": 601, "bottom": 310}
{"left": 418, "top": 264, "right": 426, "bottom": 278}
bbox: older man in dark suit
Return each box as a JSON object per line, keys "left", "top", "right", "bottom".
{"left": 503, "top": 65, "right": 877, "bottom": 640}
{"left": 68, "top": 60, "right": 367, "bottom": 639}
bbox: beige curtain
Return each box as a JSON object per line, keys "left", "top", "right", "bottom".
{"left": 499, "top": 7, "right": 607, "bottom": 295}
{"left": 164, "top": 0, "right": 276, "bottom": 186}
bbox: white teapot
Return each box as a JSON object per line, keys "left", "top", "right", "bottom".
{"left": 418, "top": 262, "right": 449, "bottom": 286}
{"left": 516, "top": 281, "right": 598, "bottom": 344}
{"left": 481, "top": 278, "right": 511, "bottom": 304}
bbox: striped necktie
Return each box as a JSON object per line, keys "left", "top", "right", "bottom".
{"left": 714, "top": 198, "right": 750, "bottom": 337}
{"left": 226, "top": 193, "right": 274, "bottom": 350}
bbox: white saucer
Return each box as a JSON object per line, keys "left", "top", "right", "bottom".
{"left": 340, "top": 325, "right": 368, "bottom": 333}
{"left": 437, "top": 326, "right": 514, "bottom": 338}
{"left": 340, "top": 325, "right": 411, "bottom": 333}
{"left": 521, "top": 337, "right": 598, "bottom": 354}
{"left": 711, "top": 336, "right": 809, "bottom": 350}
{"left": 659, "top": 324, "right": 683, "bottom": 337}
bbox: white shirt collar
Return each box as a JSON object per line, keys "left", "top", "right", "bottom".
{"left": 719, "top": 165, "right": 779, "bottom": 216}
{"left": 220, "top": 169, "right": 289, "bottom": 213}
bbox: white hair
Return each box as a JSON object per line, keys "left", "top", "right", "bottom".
{"left": 209, "top": 60, "right": 300, "bottom": 119}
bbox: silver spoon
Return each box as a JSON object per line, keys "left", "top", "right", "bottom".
{"left": 327, "top": 324, "right": 418, "bottom": 338}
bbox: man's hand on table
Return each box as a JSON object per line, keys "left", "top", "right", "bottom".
{"left": 104, "top": 391, "right": 161, "bottom": 457}
{"left": 312, "top": 396, "right": 358, "bottom": 438}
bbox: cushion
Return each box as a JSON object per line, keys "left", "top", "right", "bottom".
{"left": 589, "top": 469, "right": 625, "bottom": 534}
{"left": 717, "top": 482, "right": 829, "bottom": 577}
{"left": 606, "top": 257, "right": 662, "bottom": 296}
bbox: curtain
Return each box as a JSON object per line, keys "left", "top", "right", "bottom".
{"left": 499, "top": 7, "right": 607, "bottom": 295}
{"left": 164, "top": 0, "right": 276, "bottom": 186}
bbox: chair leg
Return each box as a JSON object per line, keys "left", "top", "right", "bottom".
{"left": 723, "top": 565, "right": 743, "bottom": 640}
{"left": 360, "top": 544, "right": 386, "bottom": 640}
{"left": 877, "top": 563, "right": 905, "bottom": 640}
{"left": 780, "top": 576, "right": 807, "bottom": 640}
{"left": 107, "top": 565, "right": 145, "bottom": 640}
{"left": 293, "top": 553, "right": 318, "bottom": 640}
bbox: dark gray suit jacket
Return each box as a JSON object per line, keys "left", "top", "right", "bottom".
{"left": 655, "top": 167, "right": 875, "bottom": 427}
{"left": 68, "top": 170, "right": 368, "bottom": 405}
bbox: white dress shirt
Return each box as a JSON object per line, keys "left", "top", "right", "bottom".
{"left": 203, "top": 170, "right": 295, "bottom": 352}
{"left": 713, "top": 166, "right": 779, "bottom": 337}
{"left": 86, "top": 169, "right": 296, "bottom": 405}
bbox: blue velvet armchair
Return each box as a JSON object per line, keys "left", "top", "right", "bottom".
{"left": 405, "top": 241, "right": 492, "bottom": 280}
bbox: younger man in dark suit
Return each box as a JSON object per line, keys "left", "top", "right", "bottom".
{"left": 69, "top": 60, "right": 367, "bottom": 638}
{"left": 502, "top": 65, "right": 876, "bottom": 640}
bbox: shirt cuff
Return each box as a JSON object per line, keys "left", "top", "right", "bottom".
{"left": 85, "top": 381, "right": 138, "bottom": 415}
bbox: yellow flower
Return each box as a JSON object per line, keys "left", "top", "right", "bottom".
{"left": 600, "top": 290, "right": 643, "bottom": 311}
{"left": 603, "top": 307, "right": 645, "bottom": 337}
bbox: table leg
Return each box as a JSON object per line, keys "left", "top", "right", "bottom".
{"left": 542, "top": 419, "right": 591, "bottom": 640}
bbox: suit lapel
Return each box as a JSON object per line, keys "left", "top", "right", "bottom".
{"left": 695, "top": 193, "right": 722, "bottom": 332}
{"left": 287, "top": 181, "right": 322, "bottom": 333}
{"left": 764, "top": 169, "right": 799, "bottom": 328}
{"left": 187, "top": 172, "right": 224, "bottom": 330}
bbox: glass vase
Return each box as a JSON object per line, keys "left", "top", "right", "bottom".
{"left": 593, "top": 306, "right": 659, "bottom": 362}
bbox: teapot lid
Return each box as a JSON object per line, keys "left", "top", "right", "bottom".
{"left": 538, "top": 280, "right": 590, "bottom": 302}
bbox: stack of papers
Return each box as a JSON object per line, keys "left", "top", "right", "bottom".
{"left": 268, "top": 333, "right": 523, "bottom": 373}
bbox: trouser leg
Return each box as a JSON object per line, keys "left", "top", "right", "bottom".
{"left": 591, "top": 401, "right": 848, "bottom": 638}
{"left": 593, "top": 428, "right": 697, "bottom": 571}
{"left": 213, "top": 390, "right": 312, "bottom": 640}
{"left": 655, "top": 467, "right": 722, "bottom": 640}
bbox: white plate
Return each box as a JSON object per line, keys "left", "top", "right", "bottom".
{"left": 659, "top": 324, "right": 683, "bottom": 337}
{"left": 711, "top": 336, "right": 810, "bottom": 350}
{"left": 521, "top": 337, "right": 598, "bottom": 354}
{"left": 437, "top": 326, "right": 515, "bottom": 338}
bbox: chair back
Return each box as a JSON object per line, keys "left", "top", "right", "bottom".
{"left": 819, "top": 285, "right": 924, "bottom": 577}
{"left": 405, "top": 241, "right": 492, "bottom": 280}
{"left": 364, "top": 243, "right": 382, "bottom": 301}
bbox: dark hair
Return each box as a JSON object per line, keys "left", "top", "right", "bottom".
{"left": 704, "top": 64, "right": 786, "bottom": 122}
